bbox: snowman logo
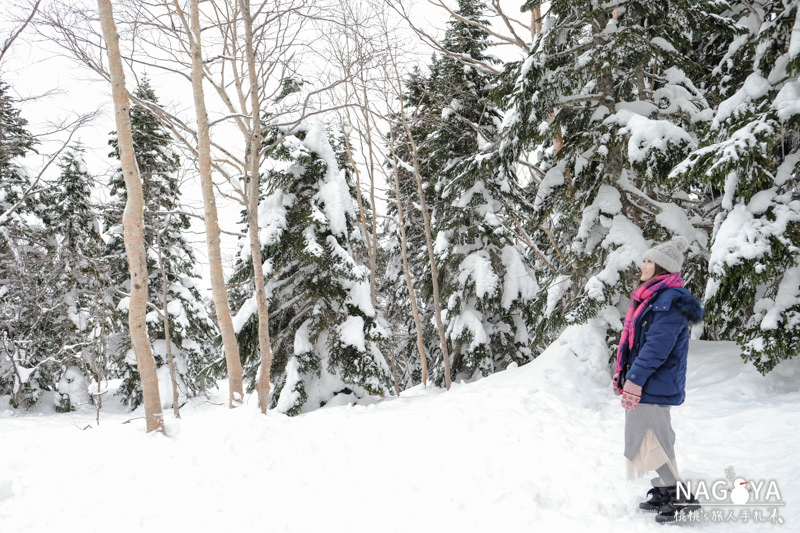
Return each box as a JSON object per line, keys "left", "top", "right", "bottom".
{"left": 731, "top": 478, "right": 751, "bottom": 505}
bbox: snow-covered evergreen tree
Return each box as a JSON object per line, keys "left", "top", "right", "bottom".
{"left": 419, "top": 0, "right": 538, "bottom": 381}
{"left": 106, "top": 78, "right": 218, "bottom": 408}
{"left": 0, "top": 78, "right": 36, "bottom": 223}
{"left": 500, "top": 0, "right": 738, "bottom": 352}
{"left": 0, "top": 79, "right": 63, "bottom": 409}
{"left": 229, "top": 118, "right": 391, "bottom": 415}
{"left": 39, "top": 145, "right": 109, "bottom": 411}
{"left": 672, "top": 0, "right": 800, "bottom": 373}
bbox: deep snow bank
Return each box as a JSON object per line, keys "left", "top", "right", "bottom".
{"left": 1, "top": 326, "right": 798, "bottom": 532}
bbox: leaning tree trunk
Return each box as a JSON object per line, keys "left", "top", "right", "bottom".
{"left": 384, "top": 32, "right": 451, "bottom": 389}
{"left": 97, "top": 0, "right": 163, "bottom": 433}
{"left": 395, "top": 123, "right": 451, "bottom": 389}
{"left": 407, "top": 149, "right": 450, "bottom": 389}
{"left": 387, "top": 137, "right": 429, "bottom": 387}
{"left": 238, "top": 0, "right": 274, "bottom": 414}
{"left": 395, "top": 110, "right": 451, "bottom": 389}
{"left": 183, "top": 0, "right": 245, "bottom": 407}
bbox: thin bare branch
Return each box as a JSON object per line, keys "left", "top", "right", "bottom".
{"left": 0, "top": 0, "right": 43, "bottom": 64}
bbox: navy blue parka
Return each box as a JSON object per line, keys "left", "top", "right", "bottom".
{"left": 620, "top": 287, "right": 704, "bottom": 405}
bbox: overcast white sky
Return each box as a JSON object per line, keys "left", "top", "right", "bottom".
{"left": 1, "top": 0, "right": 532, "bottom": 291}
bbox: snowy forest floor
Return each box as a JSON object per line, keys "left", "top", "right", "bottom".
{"left": 2, "top": 326, "right": 799, "bottom": 532}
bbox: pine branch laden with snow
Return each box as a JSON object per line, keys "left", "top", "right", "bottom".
{"left": 438, "top": 162, "right": 539, "bottom": 380}
{"left": 498, "top": 0, "right": 738, "bottom": 350}
{"left": 672, "top": 1, "right": 800, "bottom": 373}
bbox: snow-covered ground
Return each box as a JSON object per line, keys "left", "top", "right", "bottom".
{"left": 1, "top": 326, "right": 798, "bottom": 532}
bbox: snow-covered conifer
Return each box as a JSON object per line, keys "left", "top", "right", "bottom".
{"left": 0, "top": 80, "right": 62, "bottom": 409}
{"left": 39, "top": 145, "right": 110, "bottom": 411}
{"left": 423, "top": 0, "right": 538, "bottom": 380}
{"left": 106, "top": 78, "right": 218, "bottom": 408}
{"left": 229, "top": 119, "right": 391, "bottom": 415}
{"left": 0, "top": 78, "right": 37, "bottom": 222}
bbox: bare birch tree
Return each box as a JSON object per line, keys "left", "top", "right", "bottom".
{"left": 383, "top": 125, "right": 430, "bottom": 387}
{"left": 324, "top": 1, "right": 382, "bottom": 310}
{"left": 177, "top": 0, "right": 358, "bottom": 411}
{"left": 377, "top": 15, "right": 452, "bottom": 389}
{"left": 96, "top": 0, "right": 163, "bottom": 433}
{"left": 32, "top": 0, "right": 248, "bottom": 408}
{"left": 321, "top": 1, "right": 393, "bottom": 390}
{"left": 120, "top": 0, "right": 349, "bottom": 410}
{"left": 179, "top": 0, "right": 246, "bottom": 407}
{"left": 237, "top": 0, "right": 274, "bottom": 414}
{"left": 185, "top": 0, "right": 337, "bottom": 412}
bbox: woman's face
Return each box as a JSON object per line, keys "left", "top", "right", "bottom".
{"left": 641, "top": 258, "right": 656, "bottom": 282}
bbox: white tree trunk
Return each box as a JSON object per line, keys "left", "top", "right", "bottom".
{"left": 382, "top": 26, "right": 451, "bottom": 389}
{"left": 387, "top": 138, "right": 429, "bottom": 387}
{"left": 185, "top": 0, "right": 245, "bottom": 407}
{"left": 96, "top": 0, "right": 164, "bottom": 433}
{"left": 238, "top": 0, "right": 274, "bottom": 415}
{"left": 408, "top": 150, "right": 451, "bottom": 390}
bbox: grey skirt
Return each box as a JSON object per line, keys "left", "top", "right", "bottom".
{"left": 624, "top": 404, "right": 677, "bottom": 480}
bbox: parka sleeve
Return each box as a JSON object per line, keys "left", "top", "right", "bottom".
{"left": 625, "top": 306, "right": 684, "bottom": 387}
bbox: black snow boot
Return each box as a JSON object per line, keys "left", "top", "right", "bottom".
{"left": 639, "top": 485, "right": 675, "bottom": 512}
{"left": 655, "top": 490, "right": 701, "bottom": 524}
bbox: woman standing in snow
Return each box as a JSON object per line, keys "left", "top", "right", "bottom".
{"left": 612, "top": 236, "right": 704, "bottom": 523}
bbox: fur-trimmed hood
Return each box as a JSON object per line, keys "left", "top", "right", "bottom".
{"left": 652, "top": 287, "right": 704, "bottom": 323}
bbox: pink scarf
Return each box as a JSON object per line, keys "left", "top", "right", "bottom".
{"left": 615, "top": 272, "right": 685, "bottom": 374}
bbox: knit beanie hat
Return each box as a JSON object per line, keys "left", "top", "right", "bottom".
{"left": 643, "top": 236, "right": 689, "bottom": 273}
